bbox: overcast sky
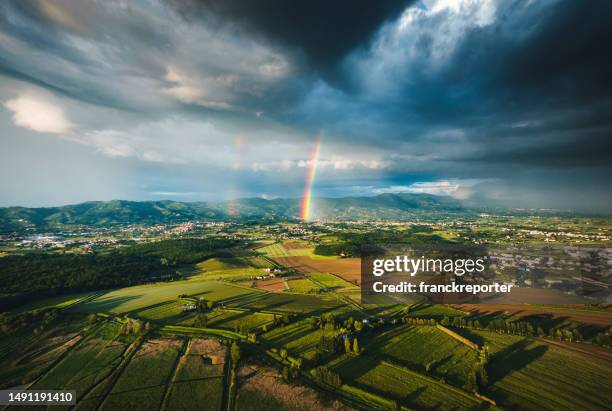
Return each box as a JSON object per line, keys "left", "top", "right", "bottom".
{"left": 1, "top": 0, "right": 611, "bottom": 211}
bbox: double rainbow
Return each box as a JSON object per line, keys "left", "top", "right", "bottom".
{"left": 300, "top": 134, "right": 322, "bottom": 222}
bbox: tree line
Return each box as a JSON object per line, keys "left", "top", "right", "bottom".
{"left": 0, "top": 238, "right": 237, "bottom": 309}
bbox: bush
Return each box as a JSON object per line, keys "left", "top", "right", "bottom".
{"left": 313, "top": 366, "right": 342, "bottom": 389}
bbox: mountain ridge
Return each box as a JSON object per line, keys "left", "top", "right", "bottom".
{"left": 0, "top": 193, "right": 468, "bottom": 231}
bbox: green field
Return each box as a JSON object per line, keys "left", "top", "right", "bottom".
{"left": 181, "top": 309, "right": 275, "bottom": 332}
{"left": 473, "top": 330, "right": 612, "bottom": 410}
{"left": 198, "top": 256, "right": 272, "bottom": 270}
{"left": 199, "top": 257, "right": 249, "bottom": 271}
{"left": 194, "top": 257, "right": 271, "bottom": 281}
{"left": 32, "top": 324, "right": 129, "bottom": 399}
{"left": 72, "top": 280, "right": 258, "bottom": 314}
{"left": 262, "top": 319, "right": 335, "bottom": 361}
{"left": 165, "top": 339, "right": 226, "bottom": 410}
{"left": 259, "top": 242, "right": 334, "bottom": 259}
{"left": 14, "top": 292, "right": 98, "bottom": 313}
{"left": 328, "top": 354, "right": 482, "bottom": 410}
{"left": 286, "top": 278, "right": 320, "bottom": 294}
{"left": 0, "top": 317, "right": 90, "bottom": 389}
{"left": 101, "top": 338, "right": 183, "bottom": 411}
{"left": 407, "top": 303, "right": 468, "bottom": 319}
{"left": 308, "top": 272, "right": 357, "bottom": 291}
{"left": 226, "top": 291, "right": 347, "bottom": 315}
{"left": 2, "top": 216, "right": 611, "bottom": 411}
{"left": 135, "top": 300, "right": 188, "bottom": 322}
{"left": 367, "top": 325, "right": 478, "bottom": 388}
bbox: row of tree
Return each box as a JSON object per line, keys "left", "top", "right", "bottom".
{"left": 440, "top": 315, "right": 588, "bottom": 343}
{"left": 0, "top": 307, "right": 61, "bottom": 336}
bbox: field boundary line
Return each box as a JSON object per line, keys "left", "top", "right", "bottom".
{"left": 23, "top": 332, "right": 87, "bottom": 390}
{"left": 159, "top": 337, "right": 189, "bottom": 411}
{"left": 436, "top": 324, "right": 480, "bottom": 350}
{"left": 68, "top": 333, "right": 133, "bottom": 410}
{"left": 94, "top": 335, "right": 145, "bottom": 411}
{"left": 221, "top": 345, "right": 232, "bottom": 411}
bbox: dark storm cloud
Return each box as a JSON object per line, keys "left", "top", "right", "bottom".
{"left": 298, "top": 1, "right": 612, "bottom": 174}
{"left": 166, "top": 0, "right": 412, "bottom": 81}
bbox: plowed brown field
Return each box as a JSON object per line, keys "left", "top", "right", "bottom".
{"left": 274, "top": 256, "right": 361, "bottom": 284}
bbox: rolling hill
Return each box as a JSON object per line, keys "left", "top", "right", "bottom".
{"left": 0, "top": 193, "right": 468, "bottom": 231}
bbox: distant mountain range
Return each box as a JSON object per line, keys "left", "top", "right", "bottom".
{"left": 0, "top": 193, "right": 472, "bottom": 231}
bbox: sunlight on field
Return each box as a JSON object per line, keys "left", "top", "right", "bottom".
{"left": 259, "top": 242, "right": 336, "bottom": 259}
{"left": 73, "top": 280, "right": 258, "bottom": 314}
{"left": 286, "top": 278, "right": 320, "bottom": 294}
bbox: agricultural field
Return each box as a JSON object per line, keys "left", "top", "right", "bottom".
{"left": 328, "top": 355, "right": 482, "bottom": 410}
{"left": 308, "top": 272, "right": 357, "bottom": 292}
{"left": 227, "top": 291, "right": 348, "bottom": 315}
{"left": 1, "top": 218, "right": 611, "bottom": 411}
{"left": 246, "top": 256, "right": 274, "bottom": 268}
{"left": 236, "top": 363, "right": 349, "bottom": 411}
{"left": 262, "top": 319, "right": 334, "bottom": 361}
{"left": 287, "top": 277, "right": 320, "bottom": 294}
{"left": 72, "top": 280, "right": 258, "bottom": 315}
{"left": 273, "top": 256, "right": 361, "bottom": 284}
{"left": 0, "top": 332, "right": 83, "bottom": 389}
{"left": 472, "top": 329, "right": 612, "bottom": 410}
{"left": 13, "top": 292, "right": 99, "bottom": 313}
{"left": 241, "top": 277, "right": 288, "bottom": 292}
{"left": 198, "top": 257, "right": 249, "bottom": 271}
{"left": 195, "top": 257, "right": 269, "bottom": 281}
{"left": 407, "top": 303, "right": 468, "bottom": 319}
{"left": 31, "top": 323, "right": 129, "bottom": 399}
{"left": 198, "top": 256, "right": 273, "bottom": 271}
{"left": 165, "top": 338, "right": 226, "bottom": 410}
{"left": 134, "top": 300, "right": 188, "bottom": 323}
{"left": 181, "top": 309, "right": 275, "bottom": 332}
{"left": 366, "top": 325, "right": 479, "bottom": 388}
{"left": 259, "top": 242, "right": 333, "bottom": 259}
{"left": 101, "top": 338, "right": 183, "bottom": 411}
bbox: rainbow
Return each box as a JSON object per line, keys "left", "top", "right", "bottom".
{"left": 227, "top": 135, "right": 246, "bottom": 216}
{"left": 300, "top": 134, "right": 322, "bottom": 222}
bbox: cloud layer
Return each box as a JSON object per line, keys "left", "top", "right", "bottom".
{"left": 0, "top": 0, "right": 611, "bottom": 211}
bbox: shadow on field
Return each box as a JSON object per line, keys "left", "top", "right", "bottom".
{"left": 489, "top": 339, "right": 548, "bottom": 384}
{"left": 190, "top": 290, "right": 212, "bottom": 297}
{"left": 267, "top": 326, "right": 318, "bottom": 350}
{"left": 404, "top": 386, "right": 428, "bottom": 408}
{"left": 83, "top": 294, "right": 143, "bottom": 312}
{"left": 130, "top": 300, "right": 176, "bottom": 315}
{"left": 451, "top": 327, "right": 486, "bottom": 347}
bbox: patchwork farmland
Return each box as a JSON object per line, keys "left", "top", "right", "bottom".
{"left": 1, "top": 238, "right": 611, "bottom": 411}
